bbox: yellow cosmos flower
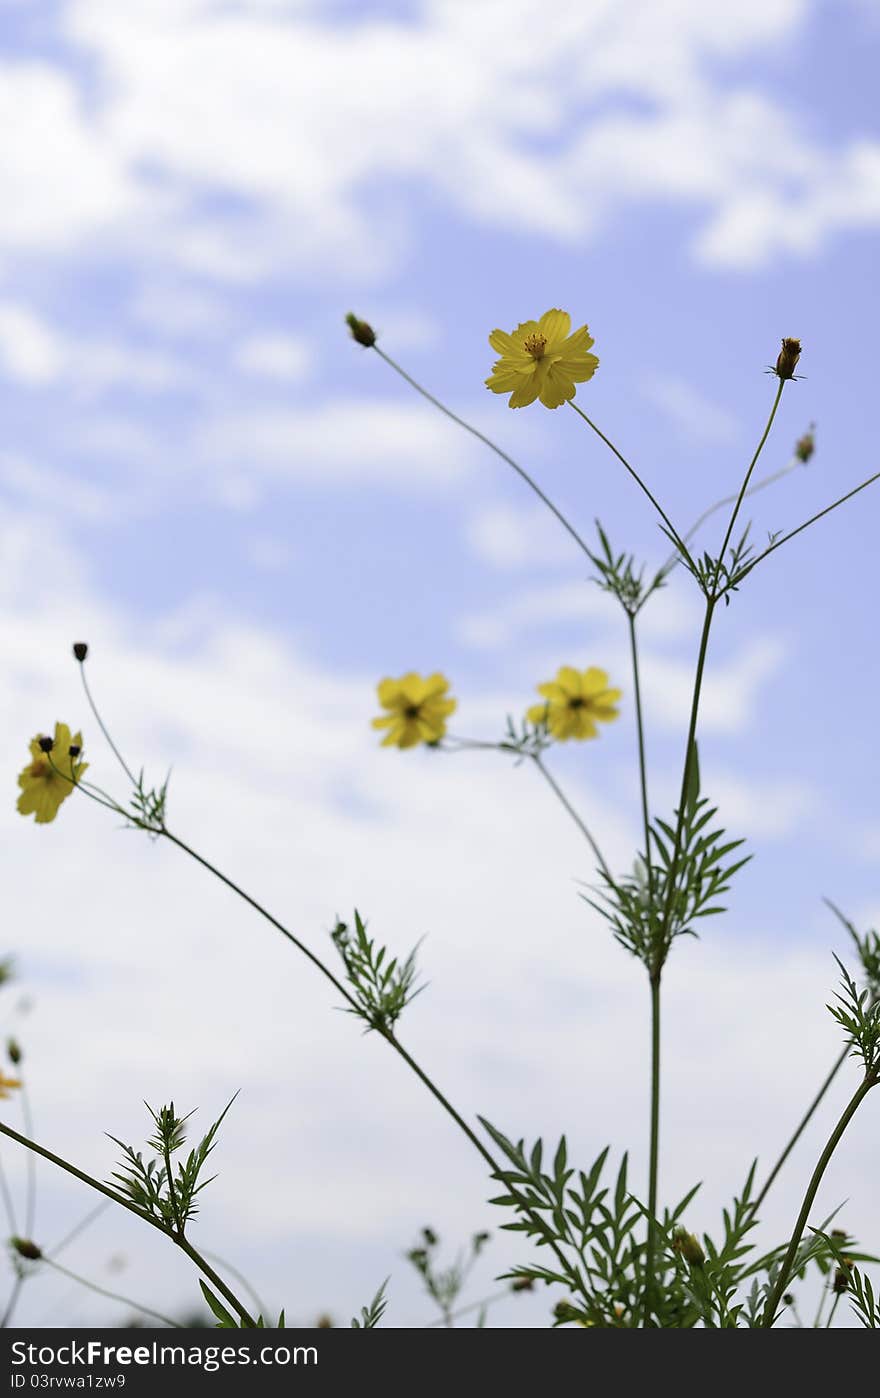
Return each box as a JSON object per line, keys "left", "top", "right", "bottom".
{"left": 16, "top": 722, "right": 88, "bottom": 824}
{"left": 527, "top": 666, "right": 621, "bottom": 742}
{"left": 485, "top": 309, "right": 599, "bottom": 410}
{"left": 372, "top": 673, "right": 456, "bottom": 749}
{"left": 0, "top": 1072, "right": 21, "bottom": 1100}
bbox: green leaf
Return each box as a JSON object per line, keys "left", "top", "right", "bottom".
{"left": 199, "top": 1281, "right": 238, "bottom": 1328}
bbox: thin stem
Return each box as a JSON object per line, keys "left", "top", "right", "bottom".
{"left": 752, "top": 1045, "right": 850, "bottom": 1214}
{"left": 530, "top": 754, "right": 613, "bottom": 881}
{"left": 761, "top": 1071, "right": 877, "bottom": 1326}
{"left": 730, "top": 469, "right": 880, "bottom": 590}
{"left": 46, "top": 1201, "right": 111, "bottom": 1259}
{"left": 655, "top": 598, "right": 716, "bottom": 968}
{"left": 813, "top": 1275, "right": 830, "bottom": 1329}
{"left": 627, "top": 612, "right": 653, "bottom": 907}
{"left": 77, "top": 662, "right": 138, "bottom": 787}
{"left": 162, "top": 830, "right": 578, "bottom": 1295}
{"left": 644, "top": 974, "right": 662, "bottom": 1328}
{"left": 0, "top": 1279, "right": 23, "bottom": 1330}
{"left": 0, "top": 1154, "right": 17, "bottom": 1236}
{"left": 655, "top": 456, "right": 804, "bottom": 585}
{"left": 0, "top": 1120, "right": 256, "bottom": 1328}
{"left": 42, "top": 1257, "right": 183, "bottom": 1329}
{"left": 160, "top": 829, "right": 360, "bottom": 1013}
{"left": 21, "top": 1083, "right": 37, "bottom": 1239}
{"left": 201, "top": 1249, "right": 269, "bottom": 1322}
{"left": 372, "top": 346, "right": 596, "bottom": 564}
{"left": 825, "top": 1291, "right": 843, "bottom": 1329}
{"left": 714, "top": 380, "right": 785, "bottom": 585}
{"left": 424, "top": 1286, "right": 510, "bottom": 1328}
{"left": 568, "top": 401, "right": 694, "bottom": 571}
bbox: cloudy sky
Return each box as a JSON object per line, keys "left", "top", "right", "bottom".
{"left": 1, "top": 0, "right": 879, "bottom": 1328}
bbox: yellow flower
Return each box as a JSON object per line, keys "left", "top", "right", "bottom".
{"left": 0, "top": 1072, "right": 21, "bottom": 1100}
{"left": 372, "top": 673, "right": 456, "bottom": 749}
{"left": 16, "top": 722, "right": 88, "bottom": 824}
{"left": 485, "top": 309, "right": 599, "bottom": 409}
{"left": 527, "top": 666, "right": 621, "bottom": 741}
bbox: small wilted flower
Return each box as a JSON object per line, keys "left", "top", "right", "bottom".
{"left": 7, "top": 1039, "right": 22, "bottom": 1066}
{"left": 553, "top": 1299, "right": 581, "bottom": 1324}
{"left": 345, "top": 313, "right": 376, "bottom": 348}
{"left": 17, "top": 723, "right": 88, "bottom": 824}
{"left": 11, "top": 1238, "right": 41, "bottom": 1261}
{"left": 526, "top": 666, "right": 621, "bottom": 742}
{"left": 486, "top": 309, "right": 599, "bottom": 409}
{"left": 72, "top": 642, "right": 89, "bottom": 662}
{"left": 672, "top": 1226, "right": 705, "bottom": 1266}
{"left": 833, "top": 1262, "right": 853, "bottom": 1294}
{"left": 372, "top": 672, "right": 456, "bottom": 749}
{"left": 774, "top": 337, "right": 802, "bottom": 381}
{"left": 794, "top": 424, "right": 815, "bottom": 463}
{"left": 511, "top": 1276, "right": 535, "bottom": 1293}
{"left": 316, "top": 1314, "right": 334, "bottom": 1329}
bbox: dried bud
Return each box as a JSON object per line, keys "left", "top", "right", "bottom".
{"left": 672, "top": 1226, "right": 705, "bottom": 1266}
{"left": 7, "top": 1039, "right": 22, "bottom": 1066}
{"left": 833, "top": 1263, "right": 853, "bottom": 1294}
{"left": 775, "top": 337, "right": 802, "bottom": 381}
{"left": 422, "top": 1227, "right": 438, "bottom": 1247}
{"left": 782, "top": 1292, "right": 795, "bottom": 1306}
{"left": 345, "top": 313, "right": 376, "bottom": 348}
{"left": 11, "top": 1237, "right": 41, "bottom": 1261}
{"left": 830, "top": 1228, "right": 848, "bottom": 1240}
{"left": 68, "top": 745, "right": 81, "bottom": 759}
{"left": 315, "top": 1314, "right": 333, "bottom": 1329}
{"left": 37, "top": 735, "right": 54, "bottom": 754}
{"left": 72, "top": 642, "right": 89, "bottom": 663}
{"left": 794, "top": 424, "right": 815, "bottom": 463}
{"left": 511, "top": 1276, "right": 535, "bottom": 1293}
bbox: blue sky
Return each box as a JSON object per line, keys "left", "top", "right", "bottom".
{"left": 1, "top": 0, "right": 879, "bottom": 1328}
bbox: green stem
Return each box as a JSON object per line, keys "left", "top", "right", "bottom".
{"left": 568, "top": 402, "right": 694, "bottom": 571}
{"left": 761, "top": 1071, "right": 877, "bottom": 1326}
{"left": 0, "top": 1120, "right": 256, "bottom": 1329}
{"left": 372, "top": 346, "right": 595, "bottom": 564}
{"left": 627, "top": 612, "right": 653, "bottom": 907}
{"left": 42, "top": 1257, "right": 183, "bottom": 1329}
{"left": 530, "top": 754, "right": 613, "bottom": 882}
{"left": 77, "top": 662, "right": 138, "bottom": 787}
{"left": 644, "top": 973, "right": 662, "bottom": 1327}
{"left": 825, "top": 1291, "right": 843, "bottom": 1329}
{"left": 714, "top": 380, "right": 785, "bottom": 585}
{"left": 752, "top": 1045, "right": 850, "bottom": 1214}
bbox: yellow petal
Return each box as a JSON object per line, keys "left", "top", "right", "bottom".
{"left": 376, "top": 677, "right": 403, "bottom": 708}
{"left": 539, "top": 368, "right": 576, "bottom": 408}
{"left": 580, "top": 668, "right": 610, "bottom": 696}
{"left": 537, "top": 309, "right": 572, "bottom": 346}
{"left": 555, "top": 666, "right": 584, "bottom": 698}
{"left": 488, "top": 328, "right": 529, "bottom": 358}
{"left": 526, "top": 702, "right": 551, "bottom": 725}
{"left": 507, "top": 375, "right": 542, "bottom": 409}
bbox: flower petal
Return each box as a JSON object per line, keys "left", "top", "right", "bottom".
{"left": 537, "top": 309, "right": 571, "bottom": 346}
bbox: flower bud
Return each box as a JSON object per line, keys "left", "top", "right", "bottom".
{"left": 7, "top": 1039, "right": 22, "bottom": 1066}
{"left": 11, "top": 1237, "right": 41, "bottom": 1261}
{"left": 345, "top": 313, "right": 376, "bottom": 348}
{"left": 511, "top": 1276, "right": 535, "bottom": 1293}
{"left": 72, "top": 642, "right": 89, "bottom": 662}
{"left": 672, "top": 1226, "right": 705, "bottom": 1266}
{"left": 68, "top": 745, "right": 81, "bottom": 759}
{"left": 833, "top": 1263, "right": 853, "bottom": 1294}
{"left": 316, "top": 1314, "right": 333, "bottom": 1328}
{"left": 794, "top": 424, "right": 815, "bottom": 463}
{"left": 775, "top": 337, "right": 802, "bottom": 381}
{"left": 553, "top": 1300, "right": 580, "bottom": 1323}
{"left": 37, "top": 735, "right": 54, "bottom": 754}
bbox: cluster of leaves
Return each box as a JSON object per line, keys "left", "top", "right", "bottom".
{"left": 200, "top": 1283, "right": 287, "bottom": 1330}
{"left": 497, "top": 715, "right": 551, "bottom": 763}
{"left": 331, "top": 913, "right": 424, "bottom": 1034}
{"left": 350, "top": 1280, "right": 389, "bottom": 1329}
{"left": 588, "top": 522, "right": 654, "bottom": 614}
{"left": 681, "top": 526, "right": 755, "bottom": 601}
{"left": 586, "top": 744, "right": 749, "bottom": 973}
{"left": 478, "top": 1127, "right": 874, "bottom": 1328}
{"left": 108, "top": 1098, "right": 236, "bottom": 1234}
{"left": 827, "top": 959, "right": 880, "bottom": 1074}
{"left": 128, "top": 768, "right": 170, "bottom": 835}
{"left": 406, "top": 1225, "right": 490, "bottom": 1326}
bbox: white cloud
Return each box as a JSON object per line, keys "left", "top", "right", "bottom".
{"left": 0, "top": 1, "right": 873, "bottom": 284}
{"left": 465, "top": 504, "right": 574, "bottom": 572}
{"left": 643, "top": 374, "right": 741, "bottom": 447}
{"left": 0, "top": 302, "right": 64, "bottom": 383}
{"left": 194, "top": 397, "right": 476, "bottom": 490}
{"left": 234, "top": 334, "right": 310, "bottom": 381}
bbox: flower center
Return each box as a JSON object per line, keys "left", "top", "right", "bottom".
{"left": 29, "top": 758, "right": 49, "bottom": 779}
{"left": 522, "top": 332, "right": 547, "bottom": 360}
{"left": 568, "top": 697, "right": 586, "bottom": 709}
{"left": 403, "top": 704, "right": 421, "bottom": 720}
